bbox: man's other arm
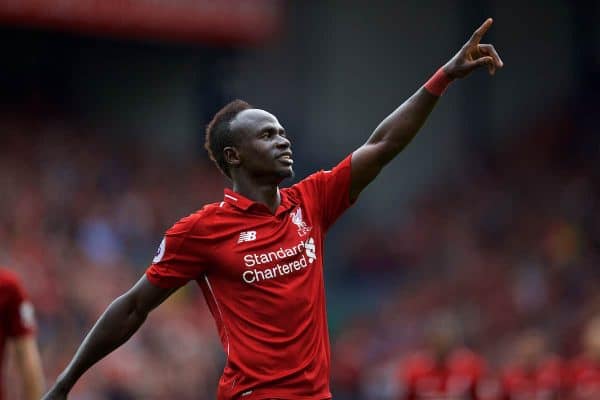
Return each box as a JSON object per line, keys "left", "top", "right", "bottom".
{"left": 13, "top": 335, "right": 45, "bottom": 400}
{"left": 349, "top": 18, "right": 503, "bottom": 201}
{"left": 42, "top": 276, "right": 177, "bottom": 399}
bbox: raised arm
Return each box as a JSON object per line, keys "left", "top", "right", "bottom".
{"left": 42, "top": 276, "right": 178, "bottom": 400}
{"left": 349, "top": 18, "right": 503, "bottom": 201}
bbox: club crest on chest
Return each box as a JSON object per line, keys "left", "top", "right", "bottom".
{"left": 290, "top": 207, "right": 312, "bottom": 237}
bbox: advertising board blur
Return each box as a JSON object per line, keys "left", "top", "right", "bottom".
{"left": 0, "top": 0, "right": 283, "bottom": 44}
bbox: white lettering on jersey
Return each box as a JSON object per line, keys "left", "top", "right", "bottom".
{"left": 242, "top": 237, "right": 317, "bottom": 284}
{"left": 152, "top": 237, "right": 166, "bottom": 263}
{"left": 305, "top": 237, "right": 316, "bottom": 263}
{"left": 238, "top": 231, "right": 257, "bottom": 243}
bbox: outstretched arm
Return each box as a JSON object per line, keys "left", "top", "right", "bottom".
{"left": 42, "top": 276, "right": 177, "bottom": 399}
{"left": 349, "top": 18, "right": 503, "bottom": 201}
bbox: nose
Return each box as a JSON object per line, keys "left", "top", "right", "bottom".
{"left": 276, "top": 134, "right": 291, "bottom": 148}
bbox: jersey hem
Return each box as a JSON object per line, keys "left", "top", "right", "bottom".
{"left": 227, "top": 388, "right": 332, "bottom": 400}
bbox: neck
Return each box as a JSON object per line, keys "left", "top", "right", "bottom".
{"left": 232, "top": 180, "right": 281, "bottom": 214}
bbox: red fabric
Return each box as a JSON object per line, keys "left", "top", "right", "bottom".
{"left": 0, "top": 0, "right": 282, "bottom": 45}
{"left": 0, "top": 268, "right": 36, "bottom": 400}
{"left": 565, "top": 356, "right": 600, "bottom": 400}
{"left": 146, "top": 155, "right": 354, "bottom": 400}
{"left": 501, "top": 356, "right": 564, "bottom": 399}
{"left": 423, "top": 67, "right": 453, "bottom": 97}
{"left": 398, "top": 348, "right": 486, "bottom": 399}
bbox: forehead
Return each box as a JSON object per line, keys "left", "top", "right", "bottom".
{"left": 231, "top": 109, "right": 282, "bottom": 134}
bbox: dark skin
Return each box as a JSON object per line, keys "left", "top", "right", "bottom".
{"left": 43, "top": 18, "right": 502, "bottom": 399}
{"left": 225, "top": 110, "right": 293, "bottom": 214}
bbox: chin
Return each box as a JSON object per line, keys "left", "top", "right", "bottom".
{"left": 276, "top": 167, "right": 294, "bottom": 182}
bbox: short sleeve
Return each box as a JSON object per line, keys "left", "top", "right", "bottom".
{"left": 145, "top": 214, "right": 210, "bottom": 288}
{"left": 292, "top": 154, "right": 354, "bottom": 232}
{"left": 5, "top": 275, "right": 36, "bottom": 338}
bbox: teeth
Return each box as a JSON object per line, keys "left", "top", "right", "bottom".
{"left": 278, "top": 155, "right": 293, "bottom": 164}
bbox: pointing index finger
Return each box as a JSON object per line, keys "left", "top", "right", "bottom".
{"left": 468, "top": 18, "right": 493, "bottom": 45}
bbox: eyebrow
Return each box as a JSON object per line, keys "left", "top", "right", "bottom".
{"left": 258, "top": 125, "right": 285, "bottom": 135}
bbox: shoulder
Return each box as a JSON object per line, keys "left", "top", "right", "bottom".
{"left": 168, "top": 202, "right": 223, "bottom": 234}
{"left": 283, "top": 169, "right": 328, "bottom": 197}
{"left": 0, "top": 269, "right": 27, "bottom": 307}
{"left": 286, "top": 155, "right": 353, "bottom": 192}
{"left": 0, "top": 268, "right": 22, "bottom": 290}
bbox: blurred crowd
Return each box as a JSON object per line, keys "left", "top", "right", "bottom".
{"left": 330, "top": 101, "right": 600, "bottom": 399}
{"left": 1, "top": 107, "right": 226, "bottom": 399}
{"left": 2, "top": 98, "right": 599, "bottom": 399}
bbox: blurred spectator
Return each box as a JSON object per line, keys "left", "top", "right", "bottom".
{"left": 395, "top": 314, "right": 488, "bottom": 400}
{"left": 565, "top": 316, "right": 600, "bottom": 400}
{"left": 1, "top": 268, "right": 45, "bottom": 400}
{"left": 500, "top": 330, "right": 563, "bottom": 400}
{"left": 1, "top": 109, "right": 224, "bottom": 399}
{"left": 329, "top": 96, "right": 599, "bottom": 399}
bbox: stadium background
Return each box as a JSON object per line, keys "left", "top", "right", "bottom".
{"left": 1, "top": 0, "right": 599, "bottom": 398}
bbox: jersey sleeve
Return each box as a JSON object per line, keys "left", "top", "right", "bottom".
{"left": 293, "top": 154, "right": 354, "bottom": 232}
{"left": 145, "top": 214, "right": 210, "bottom": 288}
{"left": 5, "top": 274, "right": 36, "bottom": 338}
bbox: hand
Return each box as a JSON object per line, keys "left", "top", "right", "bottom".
{"left": 443, "top": 18, "right": 503, "bottom": 79}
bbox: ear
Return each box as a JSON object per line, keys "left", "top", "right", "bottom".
{"left": 223, "top": 146, "right": 241, "bottom": 169}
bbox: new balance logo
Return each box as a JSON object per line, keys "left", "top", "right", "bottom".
{"left": 238, "top": 231, "right": 257, "bottom": 243}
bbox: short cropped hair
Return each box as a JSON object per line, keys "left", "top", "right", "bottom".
{"left": 205, "top": 99, "right": 252, "bottom": 178}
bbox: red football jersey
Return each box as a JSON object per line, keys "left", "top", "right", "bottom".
{"left": 501, "top": 356, "right": 564, "bottom": 400}
{"left": 398, "top": 348, "right": 487, "bottom": 400}
{"left": 0, "top": 268, "right": 36, "bottom": 400}
{"left": 565, "top": 356, "right": 600, "bottom": 400}
{"left": 146, "top": 155, "right": 354, "bottom": 400}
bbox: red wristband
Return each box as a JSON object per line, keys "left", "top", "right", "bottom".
{"left": 424, "top": 67, "right": 453, "bottom": 96}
